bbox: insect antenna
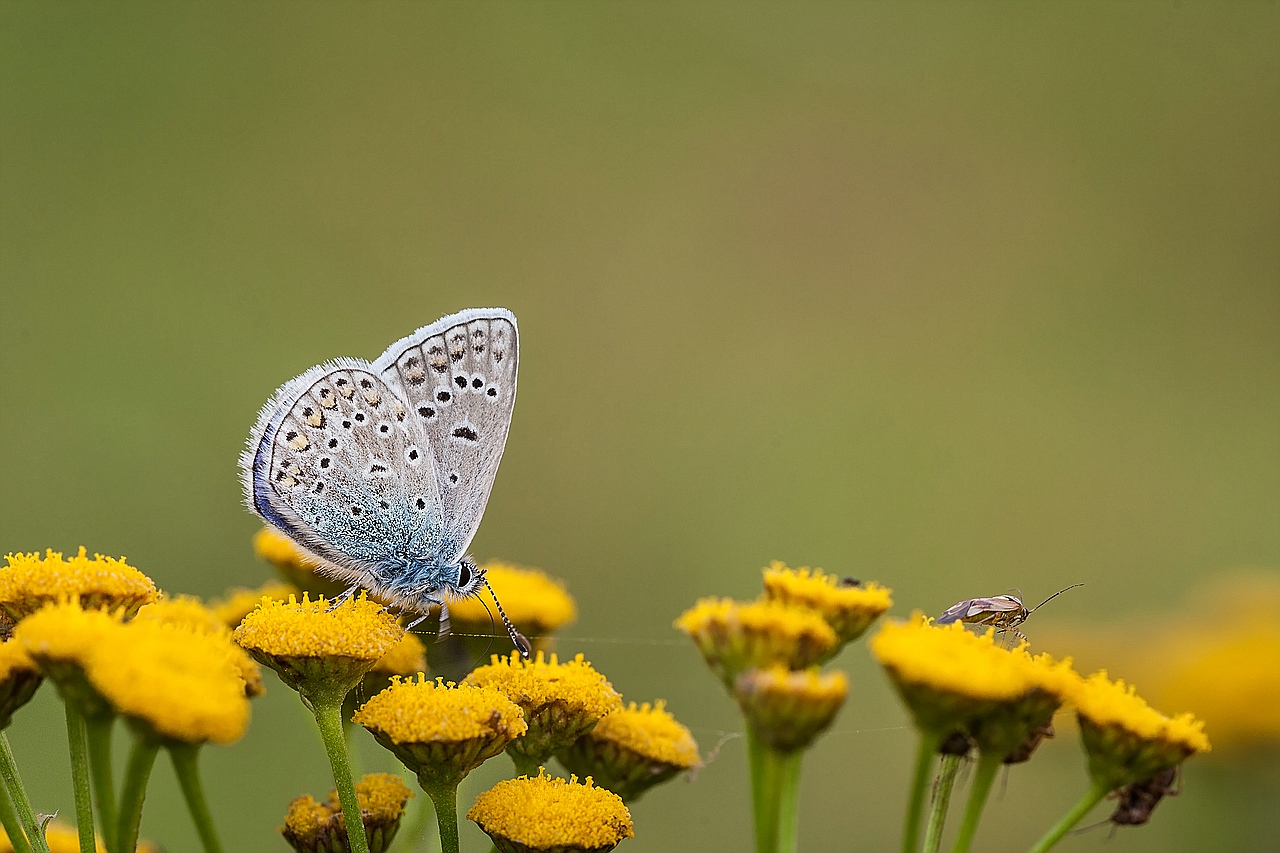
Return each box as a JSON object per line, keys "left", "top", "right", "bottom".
{"left": 484, "top": 577, "right": 531, "bottom": 658}
{"left": 1027, "top": 583, "right": 1085, "bottom": 614}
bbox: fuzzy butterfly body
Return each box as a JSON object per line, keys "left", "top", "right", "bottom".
{"left": 240, "top": 308, "right": 520, "bottom": 635}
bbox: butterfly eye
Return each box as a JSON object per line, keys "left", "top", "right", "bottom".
{"left": 457, "top": 563, "right": 471, "bottom": 587}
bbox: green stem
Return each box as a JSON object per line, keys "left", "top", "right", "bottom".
{"left": 950, "top": 751, "right": 1001, "bottom": 853}
{"left": 0, "top": 773, "right": 32, "bottom": 853}
{"left": 84, "top": 716, "right": 118, "bottom": 853}
{"left": 0, "top": 732, "right": 50, "bottom": 853}
{"left": 1026, "top": 779, "right": 1110, "bottom": 853}
{"left": 922, "top": 753, "right": 962, "bottom": 853}
{"left": 64, "top": 705, "right": 96, "bottom": 853}
{"left": 775, "top": 749, "right": 804, "bottom": 853}
{"left": 313, "top": 700, "right": 370, "bottom": 853}
{"left": 902, "top": 730, "right": 942, "bottom": 853}
{"left": 168, "top": 745, "right": 224, "bottom": 853}
{"left": 116, "top": 734, "right": 160, "bottom": 853}
{"left": 746, "top": 729, "right": 802, "bottom": 853}
{"left": 421, "top": 784, "right": 459, "bottom": 853}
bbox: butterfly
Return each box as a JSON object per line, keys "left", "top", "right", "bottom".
{"left": 240, "top": 307, "right": 529, "bottom": 654}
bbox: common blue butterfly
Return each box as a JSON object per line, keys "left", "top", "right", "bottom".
{"left": 240, "top": 307, "right": 528, "bottom": 654}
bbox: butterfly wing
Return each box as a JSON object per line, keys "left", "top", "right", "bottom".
{"left": 240, "top": 358, "right": 448, "bottom": 595}
{"left": 375, "top": 307, "right": 518, "bottom": 564}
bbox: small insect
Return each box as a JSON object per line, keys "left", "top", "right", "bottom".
{"left": 934, "top": 583, "right": 1083, "bottom": 645}
{"left": 1108, "top": 766, "right": 1180, "bottom": 827}
{"left": 240, "top": 308, "right": 530, "bottom": 656}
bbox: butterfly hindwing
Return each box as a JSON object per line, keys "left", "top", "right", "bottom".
{"left": 376, "top": 307, "right": 518, "bottom": 563}
{"left": 245, "top": 359, "right": 447, "bottom": 590}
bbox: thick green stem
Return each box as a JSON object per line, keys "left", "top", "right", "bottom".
{"left": 0, "top": 732, "right": 50, "bottom": 853}
{"left": 902, "top": 730, "right": 942, "bottom": 853}
{"left": 313, "top": 700, "right": 370, "bottom": 853}
{"left": 116, "top": 735, "right": 160, "bottom": 853}
{"left": 775, "top": 748, "right": 803, "bottom": 853}
{"left": 922, "top": 753, "right": 962, "bottom": 853}
{"left": 1026, "top": 779, "right": 1111, "bottom": 853}
{"left": 64, "top": 705, "right": 96, "bottom": 853}
{"left": 950, "top": 751, "right": 1001, "bottom": 853}
{"left": 746, "top": 729, "right": 803, "bottom": 853}
{"left": 421, "top": 784, "right": 459, "bottom": 853}
{"left": 168, "top": 745, "right": 224, "bottom": 853}
{"left": 84, "top": 716, "right": 118, "bottom": 853}
{"left": 0, "top": 775, "right": 32, "bottom": 853}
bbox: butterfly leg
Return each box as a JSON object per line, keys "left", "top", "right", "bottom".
{"left": 402, "top": 596, "right": 451, "bottom": 641}
{"left": 327, "top": 583, "right": 362, "bottom": 610}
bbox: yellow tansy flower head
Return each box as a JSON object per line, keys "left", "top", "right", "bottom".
{"left": 762, "top": 562, "right": 893, "bottom": 650}
{"left": 137, "top": 594, "right": 265, "bottom": 698}
{"left": 0, "top": 548, "right": 157, "bottom": 621}
{"left": 233, "top": 593, "right": 403, "bottom": 703}
{"left": 468, "top": 769, "right": 634, "bottom": 853}
{"left": 354, "top": 677, "right": 527, "bottom": 789}
{"left": 734, "top": 666, "right": 848, "bottom": 754}
{"left": 0, "top": 640, "right": 42, "bottom": 729}
{"left": 675, "top": 598, "right": 838, "bottom": 689}
{"left": 13, "top": 601, "right": 124, "bottom": 719}
{"left": 253, "top": 527, "right": 348, "bottom": 599}
{"left": 465, "top": 652, "right": 622, "bottom": 772}
{"left": 281, "top": 772, "right": 413, "bottom": 853}
{"left": 1072, "top": 671, "right": 1210, "bottom": 791}
{"left": 211, "top": 581, "right": 300, "bottom": 628}
{"left": 558, "top": 700, "right": 701, "bottom": 802}
{"left": 449, "top": 561, "right": 577, "bottom": 636}
{"left": 89, "top": 618, "right": 251, "bottom": 745}
{"left": 963, "top": 651, "right": 1079, "bottom": 760}
{"left": 871, "top": 616, "right": 1039, "bottom": 735}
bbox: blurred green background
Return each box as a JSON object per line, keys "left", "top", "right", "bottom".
{"left": 2, "top": 3, "right": 1277, "bottom": 851}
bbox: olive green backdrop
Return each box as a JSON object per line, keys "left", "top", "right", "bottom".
{"left": 2, "top": 3, "right": 1277, "bottom": 851}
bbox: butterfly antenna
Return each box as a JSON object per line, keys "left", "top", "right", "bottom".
{"left": 1028, "top": 583, "right": 1085, "bottom": 614}
{"left": 484, "top": 578, "right": 531, "bottom": 658}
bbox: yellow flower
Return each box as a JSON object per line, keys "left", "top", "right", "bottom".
{"left": 13, "top": 602, "right": 124, "bottom": 719}
{"left": 281, "top": 773, "right": 413, "bottom": 853}
{"left": 136, "top": 594, "right": 265, "bottom": 698}
{"left": 734, "top": 666, "right": 848, "bottom": 753}
{"left": 0, "top": 548, "right": 157, "bottom": 621}
{"left": 467, "top": 769, "right": 634, "bottom": 853}
{"left": 675, "top": 598, "right": 838, "bottom": 688}
{"left": 449, "top": 561, "right": 577, "bottom": 635}
{"left": 762, "top": 562, "right": 892, "bottom": 648}
{"left": 233, "top": 593, "right": 403, "bottom": 703}
{"left": 253, "top": 527, "right": 347, "bottom": 599}
{"left": 1071, "top": 670, "right": 1209, "bottom": 790}
{"left": 370, "top": 633, "right": 427, "bottom": 678}
{"left": 88, "top": 618, "right": 251, "bottom": 745}
{"left": 15, "top": 601, "right": 250, "bottom": 743}
{"left": 354, "top": 676, "right": 526, "bottom": 789}
{"left": 465, "top": 652, "right": 622, "bottom": 773}
{"left": 210, "top": 581, "right": 300, "bottom": 628}
{"left": 558, "top": 700, "right": 700, "bottom": 802}
{"left": 0, "top": 639, "right": 42, "bottom": 729}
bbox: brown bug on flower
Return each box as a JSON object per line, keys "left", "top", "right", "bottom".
{"left": 1109, "top": 766, "right": 1180, "bottom": 827}
{"left": 934, "top": 584, "right": 1084, "bottom": 645}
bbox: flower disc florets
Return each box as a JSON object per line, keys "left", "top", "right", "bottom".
{"left": 353, "top": 676, "right": 526, "bottom": 789}
{"left": 0, "top": 548, "right": 157, "bottom": 621}
{"left": 465, "top": 652, "right": 622, "bottom": 770}
{"left": 557, "top": 700, "right": 701, "bottom": 802}
{"left": 233, "top": 593, "right": 403, "bottom": 704}
{"left": 281, "top": 772, "right": 413, "bottom": 853}
{"left": 762, "top": 562, "right": 893, "bottom": 651}
{"left": 734, "top": 666, "right": 848, "bottom": 753}
{"left": 675, "top": 598, "right": 838, "bottom": 688}
{"left": 467, "top": 770, "right": 634, "bottom": 853}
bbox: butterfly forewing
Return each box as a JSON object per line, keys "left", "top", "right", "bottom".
{"left": 254, "top": 362, "right": 446, "bottom": 582}
{"left": 377, "top": 309, "right": 518, "bottom": 562}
